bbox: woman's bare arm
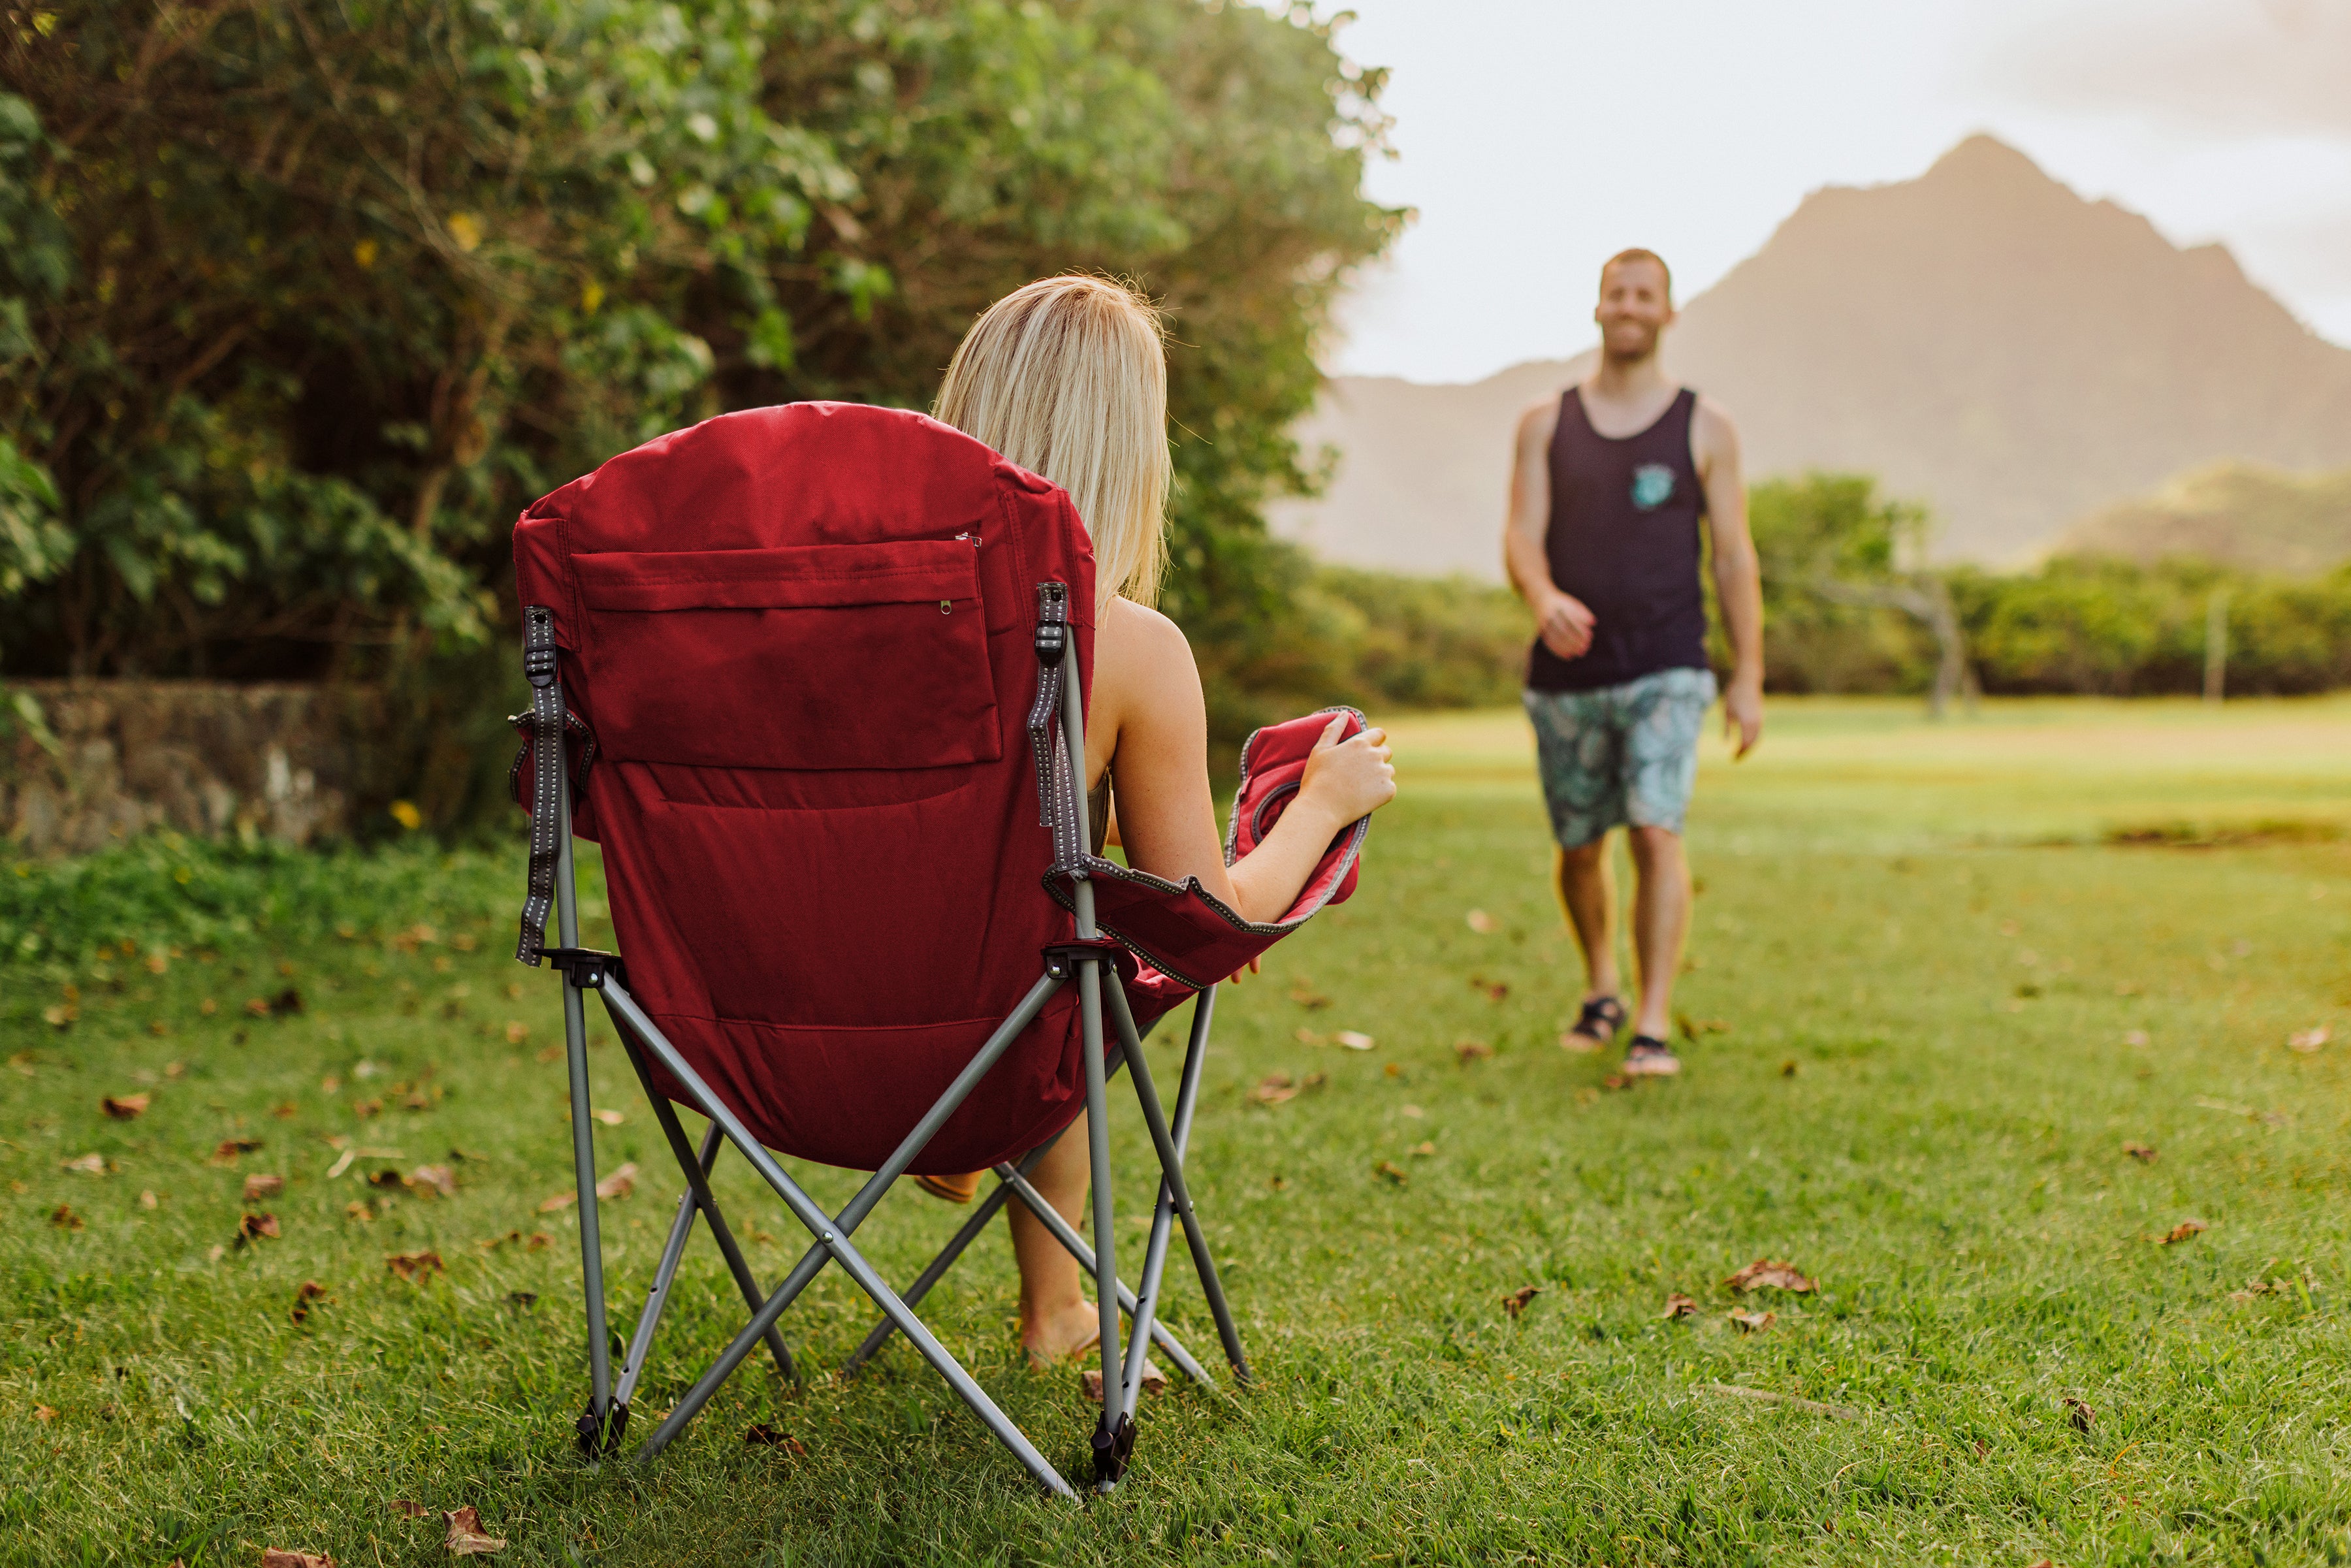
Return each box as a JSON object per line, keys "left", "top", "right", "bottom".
{"left": 1085, "top": 598, "right": 1394, "bottom": 927}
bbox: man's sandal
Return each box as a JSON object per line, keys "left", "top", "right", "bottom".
{"left": 1561, "top": 995, "right": 1627, "bottom": 1053}
{"left": 1622, "top": 1035, "right": 1682, "bottom": 1077}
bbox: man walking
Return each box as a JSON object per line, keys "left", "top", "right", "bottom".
{"left": 1502, "top": 248, "right": 1763, "bottom": 1077}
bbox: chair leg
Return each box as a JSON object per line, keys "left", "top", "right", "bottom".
{"left": 1119, "top": 985, "right": 1217, "bottom": 1420}
{"left": 1077, "top": 954, "right": 1132, "bottom": 1490}
{"left": 610, "top": 1009, "right": 795, "bottom": 1386}
{"left": 1105, "top": 979, "right": 1251, "bottom": 1386}
{"left": 601, "top": 976, "right": 1075, "bottom": 1497}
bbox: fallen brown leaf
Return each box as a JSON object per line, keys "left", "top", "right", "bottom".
{"left": 744, "top": 1422, "right": 810, "bottom": 1454}
{"left": 138, "top": 1191, "right": 159, "bottom": 1209}
{"left": 269, "top": 987, "right": 304, "bottom": 1016}
{"left": 505, "top": 1020, "right": 532, "bottom": 1044}
{"left": 2064, "top": 1395, "right": 2094, "bottom": 1432}
{"left": 246, "top": 997, "right": 272, "bottom": 1018}
{"left": 1500, "top": 1285, "right": 1541, "bottom": 1319}
{"left": 1293, "top": 1027, "right": 1325, "bottom": 1046}
{"left": 442, "top": 1505, "right": 505, "bottom": 1556}
{"left": 387, "top": 1250, "right": 445, "bottom": 1281}
{"left": 1374, "top": 1160, "right": 1409, "bottom": 1186}
{"left": 368, "top": 1169, "right": 406, "bottom": 1189}
{"left": 1661, "top": 1292, "right": 1701, "bottom": 1320}
{"left": 50, "top": 1204, "right": 82, "bottom": 1230}
{"left": 1468, "top": 976, "right": 1509, "bottom": 1002}
{"left": 290, "top": 1281, "right": 330, "bottom": 1324}
{"left": 260, "top": 1551, "right": 334, "bottom": 1567}
{"left": 1779, "top": 1059, "right": 1799, "bottom": 1077}
{"left": 1408, "top": 1140, "right": 1436, "bottom": 1156}
{"left": 2122, "top": 1142, "right": 2157, "bottom": 1163}
{"left": 1729, "top": 1309, "right": 1776, "bottom": 1333}
{"left": 1334, "top": 1030, "right": 1375, "bottom": 1051}
{"left": 2288, "top": 1025, "right": 2330, "bottom": 1053}
{"left": 1249, "top": 1073, "right": 1300, "bottom": 1106}
{"left": 1465, "top": 909, "right": 1499, "bottom": 935}
{"left": 208, "top": 1138, "right": 263, "bottom": 1165}
{"left": 594, "top": 1162, "right": 638, "bottom": 1201}
{"left": 1674, "top": 1014, "right": 1729, "bottom": 1041}
{"left": 1600, "top": 1073, "right": 1629, "bottom": 1091}
{"left": 1080, "top": 1362, "right": 1168, "bottom": 1403}
{"left": 535, "top": 1042, "right": 562, "bottom": 1063}
{"left": 1287, "top": 983, "right": 1332, "bottom": 1009}
{"left": 272, "top": 1102, "right": 298, "bottom": 1119}
{"left": 391, "top": 1499, "right": 428, "bottom": 1518}
{"left": 33, "top": 1404, "right": 57, "bottom": 1421}
{"left": 346, "top": 1200, "right": 374, "bottom": 1222}
{"left": 537, "top": 1191, "right": 577, "bottom": 1213}
{"left": 102, "top": 1094, "right": 150, "bottom": 1120}
{"left": 409, "top": 1163, "right": 458, "bottom": 1198}
{"left": 61, "top": 1152, "right": 107, "bottom": 1175}
{"left": 507, "top": 1291, "right": 538, "bottom": 1309}
{"left": 590, "top": 1108, "right": 624, "bottom": 1126}
{"left": 2160, "top": 1219, "right": 2207, "bottom": 1245}
{"left": 237, "top": 1212, "right": 280, "bottom": 1245}
{"left": 1453, "top": 1038, "right": 1494, "bottom": 1063}
{"left": 40, "top": 1004, "right": 74, "bottom": 1029}
{"left": 526, "top": 1231, "right": 551, "bottom": 1251}
{"left": 243, "top": 1173, "right": 286, "bottom": 1202}
{"left": 1722, "top": 1258, "right": 1817, "bottom": 1294}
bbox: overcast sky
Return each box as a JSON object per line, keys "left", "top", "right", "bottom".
{"left": 1315, "top": 0, "right": 2351, "bottom": 384}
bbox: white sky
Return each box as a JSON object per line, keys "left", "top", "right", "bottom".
{"left": 1315, "top": 0, "right": 2351, "bottom": 383}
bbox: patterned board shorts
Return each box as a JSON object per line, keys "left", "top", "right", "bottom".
{"left": 1523, "top": 667, "right": 1718, "bottom": 850}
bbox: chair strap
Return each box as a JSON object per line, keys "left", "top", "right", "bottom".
{"left": 516, "top": 605, "right": 569, "bottom": 967}
{"left": 1027, "top": 582, "right": 1085, "bottom": 876}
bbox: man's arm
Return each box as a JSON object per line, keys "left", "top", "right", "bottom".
{"left": 1503, "top": 397, "right": 1594, "bottom": 660}
{"left": 1693, "top": 396, "right": 1763, "bottom": 758}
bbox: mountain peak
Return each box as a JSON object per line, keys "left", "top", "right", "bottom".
{"left": 1924, "top": 133, "right": 2053, "bottom": 187}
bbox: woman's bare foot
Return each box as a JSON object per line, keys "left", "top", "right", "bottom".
{"left": 1021, "top": 1298, "right": 1103, "bottom": 1368}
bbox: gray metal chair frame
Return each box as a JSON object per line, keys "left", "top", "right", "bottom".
{"left": 532, "top": 621, "right": 1249, "bottom": 1495}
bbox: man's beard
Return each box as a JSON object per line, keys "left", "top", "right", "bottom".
{"left": 1603, "top": 321, "right": 1661, "bottom": 362}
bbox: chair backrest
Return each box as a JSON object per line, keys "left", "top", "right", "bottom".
{"left": 515, "top": 402, "right": 1099, "bottom": 1173}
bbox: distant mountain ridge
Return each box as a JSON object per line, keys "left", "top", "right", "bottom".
{"left": 1273, "top": 136, "right": 2351, "bottom": 577}
{"left": 2051, "top": 461, "right": 2351, "bottom": 575}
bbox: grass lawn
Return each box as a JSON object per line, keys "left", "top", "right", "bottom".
{"left": 5, "top": 696, "right": 2350, "bottom": 1566}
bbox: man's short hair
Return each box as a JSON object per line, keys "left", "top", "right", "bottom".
{"left": 1600, "top": 248, "right": 1672, "bottom": 301}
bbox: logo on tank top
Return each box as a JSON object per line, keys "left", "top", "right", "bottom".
{"left": 1629, "top": 464, "right": 1676, "bottom": 511}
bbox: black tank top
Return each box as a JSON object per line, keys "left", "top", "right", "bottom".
{"left": 1526, "top": 386, "right": 1710, "bottom": 693}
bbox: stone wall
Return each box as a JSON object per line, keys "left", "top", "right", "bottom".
{"left": 3, "top": 680, "right": 373, "bottom": 855}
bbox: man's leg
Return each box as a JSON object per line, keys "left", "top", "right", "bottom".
{"left": 1617, "top": 667, "right": 1716, "bottom": 1075}
{"left": 1625, "top": 825, "right": 1692, "bottom": 1042}
{"left": 1554, "top": 835, "right": 1620, "bottom": 1004}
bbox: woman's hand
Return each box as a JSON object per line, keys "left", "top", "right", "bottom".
{"left": 1298, "top": 713, "right": 1396, "bottom": 827}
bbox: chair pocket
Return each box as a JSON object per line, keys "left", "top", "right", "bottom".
{"left": 574, "top": 539, "right": 999, "bottom": 771}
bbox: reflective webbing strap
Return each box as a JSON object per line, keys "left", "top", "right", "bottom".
{"left": 506, "top": 705, "right": 598, "bottom": 807}
{"left": 1027, "top": 583, "right": 1084, "bottom": 875}
{"left": 516, "top": 605, "right": 566, "bottom": 966}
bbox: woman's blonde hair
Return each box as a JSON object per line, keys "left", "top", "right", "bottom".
{"left": 935, "top": 275, "right": 1170, "bottom": 611}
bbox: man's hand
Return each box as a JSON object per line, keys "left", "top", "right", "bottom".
{"left": 1723, "top": 676, "right": 1763, "bottom": 759}
{"left": 1535, "top": 590, "right": 1597, "bottom": 660}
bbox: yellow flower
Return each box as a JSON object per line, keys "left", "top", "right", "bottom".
{"left": 353, "top": 238, "right": 379, "bottom": 269}
{"left": 446, "top": 213, "right": 483, "bottom": 253}
{"left": 389, "top": 800, "right": 423, "bottom": 831}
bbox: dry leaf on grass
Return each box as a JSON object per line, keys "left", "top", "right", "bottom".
{"left": 1779, "top": 1060, "right": 1799, "bottom": 1078}
{"left": 1374, "top": 1160, "right": 1409, "bottom": 1186}
{"left": 1722, "top": 1258, "right": 1817, "bottom": 1294}
{"left": 1453, "top": 1038, "right": 1494, "bottom": 1063}
{"left": 1600, "top": 1073, "right": 1629, "bottom": 1091}
{"left": 61, "top": 1152, "right": 107, "bottom": 1175}
{"left": 387, "top": 1250, "right": 445, "bottom": 1281}
{"left": 743, "top": 1423, "right": 808, "bottom": 1454}
{"left": 1558, "top": 1031, "right": 1602, "bottom": 1055}
{"left": 1729, "top": 1309, "right": 1776, "bottom": 1333}
{"left": 594, "top": 1163, "right": 639, "bottom": 1201}
{"left": 537, "top": 1191, "right": 576, "bottom": 1213}
{"left": 1287, "top": 984, "right": 1332, "bottom": 1010}
{"left": 346, "top": 1200, "right": 375, "bottom": 1223}
{"left": 1675, "top": 1014, "right": 1728, "bottom": 1042}
{"left": 289, "top": 1281, "right": 330, "bottom": 1324}
{"left": 208, "top": 1138, "right": 263, "bottom": 1166}
{"left": 139, "top": 1191, "right": 159, "bottom": 1209}
{"left": 391, "top": 1499, "right": 429, "bottom": 1518}
{"left": 2288, "top": 1025, "right": 2330, "bottom": 1053}
{"left": 1080, "top": 1363, "right": 1168, "bottom": 1403}
{"left": 1294, "top": 1027, "right": 1325, "bottom": 1046}
{"left": 590, "top": 1108, "right": 624, "bottom": 1126}
{"left": 536, "top": 1043, "right": 562, "bottom": 1063}
{"left": 260, "top": 1551, "right": 334, "bottom": 1567}
{"left": 50, "top": 1202, "right": 82, "bottom": 1230}
{"left": 1661, "top": 1293, "right": 1700, "bottom": 1320}
{"left": 443, "top": 1505, "right": 506, "bottom": 1556}
{"left": 102, "top": 1094, "right": 150, "bottom": 1120}
{"left": 2160, "top": 1219, "right": 2207, "bottom": 1245}
{"left": 244, "top": 1173, "right": 285, "bottom": 1202}
{"left": 237, "top": 1213, "right": 280, "bottom": 1245}
{"left": 1249, "top": 1074, "right": 1300, "bottom": 1106}
{"left": 33, "top": 1404, "right": 58, "bottom": 1421}
{"left": 1468, "top": 976, "right": 1509, "bottom": 1002}
{"left": 272, "top": 1102, "right": 298, "bottom": 1119}
{"left": 1465, "top": 909, "right": 1499, "bottom": 935}
{"left": 1500, "top": 1285, "right": 1541, "bottom": 1319}
{"left": 1409, "top": 1141, "right": 1436, "bottom": 1156}
{"left": 409, "top": 1164, "right": 458, "bottom": 1198}
{"left": 1334, "top": 1030, "right": 1375, "bottom": 1051}
{"left": 2063, "top": 1396, "right": 2094, "bottom": 1432}
{"left": 2123, "top": 1142, "right": 2158, "bottom": 1162}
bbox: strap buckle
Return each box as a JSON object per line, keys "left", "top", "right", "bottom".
{"left": 1033, "top": 581, "right": 1068, "bottom": 666}
{"left": 539, "top": 947, "right": 625, "bottom": 991}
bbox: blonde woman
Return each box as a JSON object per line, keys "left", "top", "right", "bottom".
{"left": 926, "top": 274, "right": 1400, "bottom": 1366}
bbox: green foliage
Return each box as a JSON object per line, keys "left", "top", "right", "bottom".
{"left": 1, "top": 1, "right": 1396, "bottom": 711}
{"left": 0, "top": 832, "right": 511, "bottom": 968}
{"left": 1742, "top": 473, "right": 1939, "bottom": 695}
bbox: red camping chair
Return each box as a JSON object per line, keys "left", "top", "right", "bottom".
{"left": 509, "top": 402, "right": 1368, "bottom": 1494}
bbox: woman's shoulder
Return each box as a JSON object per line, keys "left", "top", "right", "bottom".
{"left": 1096, "top": 595, "right": 1201, "bottom": 709}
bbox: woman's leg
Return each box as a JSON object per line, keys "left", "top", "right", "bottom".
{"left": 1009, "top": 1111, "right": 1100, "bottom": 1362}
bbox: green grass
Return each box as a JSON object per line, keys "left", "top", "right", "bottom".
{"left": 5, "top": 696, "right": 2350, "bottom": 1566}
